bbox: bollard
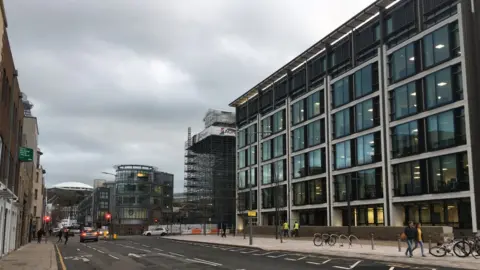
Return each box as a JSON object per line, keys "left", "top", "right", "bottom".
{"left": 397, "top": 234, "right": 401, "bottom": 252}
{"left": 371, "top": 233, "right": 375, "bottom": 250}
{"left": 428, "top": 234, "right": 432, "bottom": 250}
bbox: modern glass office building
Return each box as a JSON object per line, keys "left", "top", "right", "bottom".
{"left": 114, "top": 164, "right": 174, "bottom": 235}
{"left": 229, "top": 0, "right": 480, "bottom": 233}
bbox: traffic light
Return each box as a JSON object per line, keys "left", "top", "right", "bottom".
{"left": 43, "top": 216, "right": 51, "bottom": 222}
{"left": 105, "top": 213, "right": 111, "bottom": 220}
{"left": 154, "top": 218, "right": 158, "bottom": 223}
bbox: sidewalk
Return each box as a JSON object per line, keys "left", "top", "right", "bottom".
{"left": 0, "top": 241, "right": 58, "bottom": 270}
{"left": 164, "top": 235, "right": 479, "bottom": 270}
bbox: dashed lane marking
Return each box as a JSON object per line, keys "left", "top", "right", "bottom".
{"left": 108, "top": 254, "right": 119, "bottom": 260}
{"left": 267, "top": 253, "right": 287, "bottom": 258}
{"left": 285, "top": 256, "right": 306, "bottom": 261}
{"left": 240, "top": 250, "right": 258, "bottom": 254}
{"left": 142, "top": 244, "right": 150, "bottom": 248}
{"left": 153, "top": 248, "right": 163, "bottom": 251}
{"left": 306, "top": 259, "right": 331, "bottom": 265}
{"left": 333, "top": 260, "right": 362, "bottom": 269}
{"left": 168, "top": 252, "right": 185, "bottom": 257}
{"left": 254, "top": 251, "right": 274, "bottom": 256}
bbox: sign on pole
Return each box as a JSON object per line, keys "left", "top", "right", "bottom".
{"left": 247, "top": 211, "right": 257, "bottom": 217}
{"left": 19, "top": 147, "right": 34, "bottom": 162}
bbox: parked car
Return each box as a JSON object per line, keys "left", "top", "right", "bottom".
{"left": 142, "top": 227, "right": 167, "bottom": 236}
{"left": 80, "top": 227, "right": 99, "bottom": 243}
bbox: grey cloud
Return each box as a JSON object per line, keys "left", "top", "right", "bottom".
{"left": 6, "top": 0, "right": 374, "bottom": 192}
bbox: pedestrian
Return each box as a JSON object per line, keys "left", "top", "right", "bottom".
{"left": 64, "top": 228, "right": 69, "bottom": 245}
{"left": 57, "top": 229, "right": 63, "bottom": 243}
{"left": 403, "top": 221, "right": 417, "bottom": 257}
{"left": 37, "top": 228, "right": 44, "bottom": 243}
{"left": 221, "top": 224, "right": 227, "bottom": 238}
{"left": 413, "top": 223, "right": 426, "bottom": 257}
{"left": 282, "top": 221, "right": 289, "bottom": 237}
{"left": 293, "top": 221, "right": 299, "bottom": 237}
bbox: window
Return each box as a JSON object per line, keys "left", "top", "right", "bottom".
{"left": 333, "top": 77, "right": 350, "bottom": 107}
{"left": 238, "top": 130, "right": 246, "bottom": 148}
{"left": 274, "top": 160, "right": 285, "bottom": 182}
{"left": 261, "top": 140, "right": 271, "bottom": 161}
{"left": 238, "top": 150, "right": 246, "bottom": 168}
{"left": 392, "top": 82, "right": 417, "bottom": 120}
{"left": 33, "top": 206, "right": 37, "bottom": 217}
{"left": 355, "top": 99, "right": 374, "bottom": 131}
{"left": 292, "top": 154, "right": 306, "bottom": 178}
{"left": 425, "top": 67, "right": 453, "bottom": 109}
{"left": 335, "top": 141, "right": 351, "bottom": 169}
{"left": 308, "top": 149, "right": 323, "bottom": 175}
{"left": 429, "top": 153, "right": 469, "bottom": 193}
{"left": 427, "top": 109, "right": 464, "bottom": 151}
{"left": 249, "top": 168, "right": 257, "bottom": 187}
{"left": 262, "top": 164, "right": 272, "bottom": 185}
{"left": 392, "top": 121, "right": 419, "bottom": 158}
{"left": 261, "top": 117, "right": 271, "bottom": 138}
{"left": 262, "top": 188, "right": 274, "bottom": 209}
{"left": 394, "top": 161, "right": 422, "bottom": 196}
{"left": 423, "top": 25, "right": 451, "bottom": 68}
{"left": 293, "top": 182, "right": 306, "bottom": 205}
{"left": 306, "top": 91, "right": 322, "bottom": 118}
{"left": 100, "top": 201, "right": 108, "bottom": 209}
{"left": 357, "top": 169, "right": 381, "bottom": 199}
{"left": 307, "top": 120, "right": 323, "bottom": 147}
{"left": 273, "top": 135, "right": 285, "bottom": 158}
{"left": 34, "top": 189, "right": 38, "bottom": 200}
{"left": 272, "top": 110, "right": 285, "bottom": 133}
{"left": 390, "top": 43, "right": 416, "bottom": 82}
{"left": 247, "top": 124, "right": 257, "bottom": 144}
{"left": 292, "top": 100, "right": 305, "bottom": 125}
{"left": 248, "top": 146, "right": 256, "bottom": 165}
{"left": 356, "top": 133, "right": 376, "bottom": 165}
{"left": 292, "top": 127, "right": 305, "bottom": 152}
{"left": 100, "top": 192, "right": 108, "bottom": 199}
{"left": 354, "top": 64, "right": 373, "bottom": 98}
{"left": 334, "top": 175, "right": 347, "bottom": 202}
{"left": 334, "top": 108, "right": 350, "bottom": 138}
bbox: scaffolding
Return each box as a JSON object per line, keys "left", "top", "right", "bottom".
{"left": 183, "top": 110, "right": 236, "bottom": 228}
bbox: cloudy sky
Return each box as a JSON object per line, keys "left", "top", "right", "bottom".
{"left": 6, "top": 0, "right": 374, "bottom": 192}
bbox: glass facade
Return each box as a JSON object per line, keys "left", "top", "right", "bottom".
{"left": 234, "top": 2, "right": 474, "bottom": 230}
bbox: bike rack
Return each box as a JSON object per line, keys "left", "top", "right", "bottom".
{"left": 349, "top": 234, "right": 362, "bottom": 248}
{"left": 338, "top": 234, "right": 350, "bottom": 247}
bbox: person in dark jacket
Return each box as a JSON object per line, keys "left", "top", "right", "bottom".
{"left": 404, "top": 221, "right": 417, "bottom": 257}
{"left": 37, "top": 228, "right": 44, "bottom": 243}
{"left": 57, "top": 229, "right": 63, "bottom": 243}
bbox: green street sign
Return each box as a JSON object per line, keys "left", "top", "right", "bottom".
{"left": 19, "top": 147, "right": 34, "bottom": 162}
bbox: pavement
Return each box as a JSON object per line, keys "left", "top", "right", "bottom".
{"left": 47, "top": 234, "right": 466, "bottom": 270}
{"left": 0, "top": 237, "right": 57, "bottom": 270}
{"left": 163, "top": 234, "right": 480, "bottom": 270}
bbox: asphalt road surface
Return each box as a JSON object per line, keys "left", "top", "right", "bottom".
{"left": 55, "top": 235, "right": 462, "bottom": 270}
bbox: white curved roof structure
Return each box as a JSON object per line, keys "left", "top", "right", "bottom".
{"left": 52, "top": 182, "right": 93, "bottom": 191}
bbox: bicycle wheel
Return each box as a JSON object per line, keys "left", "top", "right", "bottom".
{"left": 453, "top": 241, "right": 471, "bottom": 257}
{"left": 328, "top": 235, "right": 337, "bottom": 246}
{"left": 313, "top": 234, "right": 323, "bottom": 246}
{"left": 430, "top": 246, "right": 447, "bottom": 257}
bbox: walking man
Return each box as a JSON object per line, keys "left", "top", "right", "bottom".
{"left": 64, "top": 228, "right": 70, "bottom": 245}
{"left": 404, "top": 221, "right": 417, "bottom": 257}
{"left": 57, "top": 229, "right": 63, "bottom": 243}
{"left": 221, "top": 223, "right": 227, "bottom": 238}
{"left": 37, "top": 228, "right": 44, "bottom": 243}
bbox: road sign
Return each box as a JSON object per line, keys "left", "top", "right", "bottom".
{"left": 19, "top": 147, "right": 34, "bottom": 162}
{"left": 247, "top": 211, "right": 257, "bottom": 217}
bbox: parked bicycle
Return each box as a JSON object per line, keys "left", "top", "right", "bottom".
{"left": 452, "top": 235, "right": 480, "bottom": 258}
{"left": 313, "top": 233, "right": 337, "bottom": 246}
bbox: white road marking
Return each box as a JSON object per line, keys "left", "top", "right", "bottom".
{"left": 97, "top": 250, "right": 105, "bottom": 254}
{"left": 77, "top": 248, "right": 80, "bottom": 251}
{"left": 142, "top": 244, "right": 150, "bottom": 248}
{"left": 285, "top": 256, "right": 306, "bottom": 261}
{"left": 240, "top": 250, "right": 258, "bottom": 254}
{"left": 193, "top": 258, "right": 222, "bottom": 266}
{"left": 128, "top": 253, "right": 142, "bottom": 258}
{"left": 230, "top": 248, "right": 246, "bottom": 252}
{"left": 388, "top": 267, "right": 395, "bottom": 270}
{"left": 186, "top": 258, "right": 222, "bottom": 266}
{"left": 81, "top": 258, "right": 90, "bottom": 262}
{"left": 333, "top": 260, "right": 362, "bottom": 269}
{"left": 168, "top": 252, "right": 184, "bottom": 257}
{"left": 153, "top": 248, "right": 163, "bottom": 251}
{"left": 254, "top": 251, "right": 274, "bottom": 256}
{"left": 268, "top": 254, "right": 287, "bottom": 258}
{"left": 108, "top": 254, "right": 119, "bottom": 260}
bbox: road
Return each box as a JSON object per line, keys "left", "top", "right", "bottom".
{"left": 55, "top": 235, "right": 461, "bottom": 270}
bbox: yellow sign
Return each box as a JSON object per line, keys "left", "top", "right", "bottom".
{"left": 247, "top": 211, "right": 257, "bottom": 217}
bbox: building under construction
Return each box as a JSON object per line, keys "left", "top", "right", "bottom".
{"left": 184, "top": 109, "right": 236, "bottom": 228}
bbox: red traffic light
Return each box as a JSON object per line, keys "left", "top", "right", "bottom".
{"left": 43, "top": 216, "right": 51, "bottom": 222}
{"left": 154, "top": 218, "right": 158, "bottom": 223}
{"left": 105, "top": 213, "right": 111, "bottom": 220}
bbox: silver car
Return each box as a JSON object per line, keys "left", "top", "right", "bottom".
{"left": 79, "top": 227, "right": 99, "bottom": 243}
